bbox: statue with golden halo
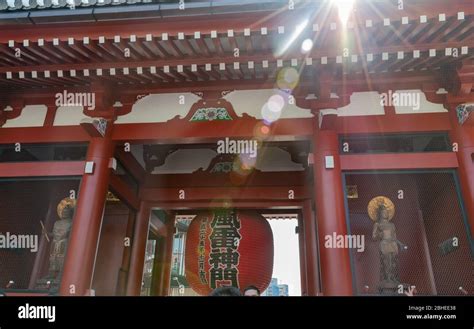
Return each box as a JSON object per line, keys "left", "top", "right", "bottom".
{"left": 44, "top": 198, "right": 77, "bottom": 279}
{"left": 36, "top": 197, "right": 76, "bottom": 290}
{"left": 368, "top": 196, "right": 401, "bottom": 293}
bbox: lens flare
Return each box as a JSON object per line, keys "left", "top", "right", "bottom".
{"left": 267, "top": 94, "right": 285, "bottom": 113}
{"left": 239, "top": 153, "right": 257, "bottom": 170}
{"left": 261, "top": 103, "right": 282, "bottom": 124}
{"left": 301, "top": 39, "right": 313, "bottom": 53}
{"left": 276, "top": 67, "right": 300, "bottom": 90}
{"left": 334, "top": 0, "right": 355, "bottom": 26}
{"left": 253, "top": 122, "right": 271, "bottom": 141}
{"left": 275, "top": 19, "right": 309, "bottom": 57}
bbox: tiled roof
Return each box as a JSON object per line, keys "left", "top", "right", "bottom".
{"left": 0, "top": 0, "right": 283, "bottom": 12}
{"left": 0, "top": 0, "right": 287, "bottom": 24}
{"left": 0, "top": 0, "right": 152, "bottom": 11}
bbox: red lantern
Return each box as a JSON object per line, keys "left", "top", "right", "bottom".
{"left": 185, "top": 209, "right": 273, "bottom": 295}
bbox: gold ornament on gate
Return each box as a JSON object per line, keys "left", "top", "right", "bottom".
{"left": 367, "top": 196, "right": 395, "bottom": 221}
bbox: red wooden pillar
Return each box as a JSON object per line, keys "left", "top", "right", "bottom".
{"left": 302, "top": 200, "right": 319, "bottom": 295}
{"left": 313, "top": 126, "right": 353, "bottom": 296}
{"left": 151, "top": 237, "right": 168, "bottom": 296}
{"left": 159, "top": 215, "right": 175, "bottom": 296}
{"left": 116, "top": 211, "right": 136, "bottom": 295}
{"left": 150, "top": 213, "right": 175, "bottom": 296}
{"left": 126, "top": 202, "right": 151, "bottom": 296}
{"left": 449, "top": 106, "right": 474, "bottom": 236}
{"left": 297, "top": 213, "right": 308, "bottom": 296}
{"left": 60, "top": 130, "right": 115, "bottom": 296}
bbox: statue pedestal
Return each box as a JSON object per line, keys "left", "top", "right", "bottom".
{"left": 35, "top": 278, "right": 60, "bottom": 293}
{"left": 378, "top": 280, "right": 399, "bottom": 295}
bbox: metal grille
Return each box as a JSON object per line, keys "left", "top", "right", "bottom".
{"left": 0, "top": 178, "right": 80, "bottom": 290}
{"left": 344, "top": 172, "right": 473, "bottom": 296}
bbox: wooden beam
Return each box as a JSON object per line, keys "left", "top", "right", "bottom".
{"left": 3, "top": 38, "right": 473, "bottom": 75}
{"left": 142, "top": 170, "right": 310, "bottom": 188}
{"left": 0, "top": 69, "right": 448, "bottom": 99}
{"left": 336, "top": 113, "right": 452, "bottom": 134}
{"left": 112, "top": 117, "right": 314, "bottom": 143}
{"left": 0, "top": 112, "right": 453, "bottom": 144}
{"left": 0, "top": 161, "right": 85, "bottom": 177}
{"left": 139, "top": 186, "right": 311, "bottom": 202}
{"left": 147, "top": 200, "right": 305, "bottom": 210}
{"left": 1, "top": 292, "right": 50, "bottom": 296}
{"left": 340, "top": 152, "right": 458, "bottom": 171}
{"left": 109, "top": 174, "right": 140, "bottom": 211}
{"left": 115, "top": 148, "right": 146, "bottom": 184}
{"left": 0, "top": 126, "right": 89, "bottom": 144}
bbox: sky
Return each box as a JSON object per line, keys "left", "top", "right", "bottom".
{"left": 268, "top": 219, "right": 301, "bottom": 296}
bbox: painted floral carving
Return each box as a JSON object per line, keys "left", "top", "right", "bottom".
{"left": 190, "top": 107, "right": 232, "bottom": 122}
{"left": 457, "top": 104, "right": 474, "bottom": 125}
